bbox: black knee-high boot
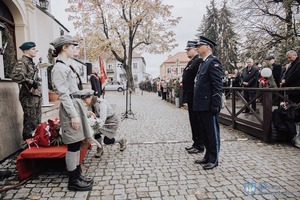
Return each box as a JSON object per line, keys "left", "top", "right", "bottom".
{"left": 68, "top": 168, "right": 93, "bottom": 191}
{"left": 77, "top": 165, "right": 94, "bottom": 184}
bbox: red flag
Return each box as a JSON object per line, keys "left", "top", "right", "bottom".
{"left": 99, "top": 56, "right": 107, "bottom": 85}
{"left": 78, "top": 0, "right": 83, "bottom": 9}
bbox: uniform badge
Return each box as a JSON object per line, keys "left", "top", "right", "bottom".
{"left": 214, "top": 64, "right": 219, "bottom": 68}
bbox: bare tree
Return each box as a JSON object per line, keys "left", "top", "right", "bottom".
{"left": 67, "top": 0, "right": 180, "bottom": 90}
{"left": 233, "top": 0, "right": 300, "bottom": 63}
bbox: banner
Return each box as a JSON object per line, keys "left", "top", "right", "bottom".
{"left": 99, "top": 56, "right": 107, "bottom": 86}
{"left": 78, "top": 1, "right": 83, "bottom": 9}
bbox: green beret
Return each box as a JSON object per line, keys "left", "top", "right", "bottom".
{"left": 50, "top": 35, "right": 78, "bottom": 49}
{"left": 19, "top": 42, "right": 36, "bottom": 51}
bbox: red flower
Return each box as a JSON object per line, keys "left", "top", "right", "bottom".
{"left": 47, "top": 118, "right": 62, "bottom": 146}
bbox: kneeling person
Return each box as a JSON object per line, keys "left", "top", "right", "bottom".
{"left": 82, "top": 92, "right": 127, "bottom": 157}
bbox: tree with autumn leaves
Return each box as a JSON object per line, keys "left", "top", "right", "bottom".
{"left": 66, "top": 0, "right": 180, "bottom": 90}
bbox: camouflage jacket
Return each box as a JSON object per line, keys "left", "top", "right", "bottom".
{"left": 11, "top": 55, "right": 42, "bottom": 98}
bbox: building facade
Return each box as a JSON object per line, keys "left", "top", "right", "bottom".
{"left": 160, "top": 52, "right": 189, "bottom": 80}
{"left": 105, "top": 51, "right": 147, "bottom": 87}
{"left": 0, "top": 0, "right": 69, "bottom": 160}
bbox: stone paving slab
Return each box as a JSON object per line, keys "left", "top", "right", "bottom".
{"left": 1, "top": 91, "right": 299, "bottom": 199}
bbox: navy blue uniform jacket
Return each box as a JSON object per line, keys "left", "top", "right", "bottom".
{"left": 193, "top": 55, "right": 223, "bottom": 111}
{"left": 182, "top": 55, "right": 203, "bottom": 103}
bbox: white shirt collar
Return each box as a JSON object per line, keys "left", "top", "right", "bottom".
{"left": 202, "top": 53, "right": 212, "bottom": 62}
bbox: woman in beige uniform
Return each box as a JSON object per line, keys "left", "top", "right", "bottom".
{"left": 50, "top": 35, "right": 93, "bottom": 191}
{"left": 82, "top": 93, "right": 127, "bottom": 158}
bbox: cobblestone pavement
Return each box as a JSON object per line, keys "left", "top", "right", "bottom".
{"left": 1, "top": 91, "right": 300, "bottom": 200}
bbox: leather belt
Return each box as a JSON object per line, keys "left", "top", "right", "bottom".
{"left": 70, "top": 94, "right": 82, "bottom": 99}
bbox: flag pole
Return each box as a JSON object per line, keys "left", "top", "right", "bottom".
{"left": 78, "top": 0, "right": 86, "bottom": 61}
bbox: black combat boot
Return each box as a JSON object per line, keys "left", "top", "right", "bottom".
{"left": 76, "top": 165, "right": 94, "bottom": 184}
{"left": 0, "top": 170, "right": 12, "bottom": 179}
{"left": 68, "top": 168, "right": 93, "bottom": 191}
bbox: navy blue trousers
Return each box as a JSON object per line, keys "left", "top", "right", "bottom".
{"left": 186, "top": 92, "right": 204, "bottom": 149}
{"left": 196, "top": 111, "right": 220, "bottom": 164}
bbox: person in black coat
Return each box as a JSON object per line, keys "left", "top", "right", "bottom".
{"left": 182, "top": 40, "right": 204, "bottom": 154}
{"left": 90, "top": 68, "right": 102, "bottom": 97}
{"left": 265, "top": 55, "right": 282, "bottom": 87}
{"left": 193, "top": 36, "right": 223, "bottom": 170}
{"left": 281, "top": 50, "right": 300, "bottom": 103}
{"left": 232, "top": 69, "right": 241, "bottom": 87}
{"left": 241, "top": 58, "right": 259, "bottom": 113}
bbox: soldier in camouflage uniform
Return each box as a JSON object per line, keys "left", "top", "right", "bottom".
{"left": 11, "top": 42, "right": 42, "bottom": 140}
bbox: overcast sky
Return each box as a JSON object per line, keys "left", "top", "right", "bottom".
{"left": 50, "top": 0, "right": 222, "bottom": 77}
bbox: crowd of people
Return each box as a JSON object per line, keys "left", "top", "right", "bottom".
{"left": 221, "top": 51, "right": 300, "bottom": 107}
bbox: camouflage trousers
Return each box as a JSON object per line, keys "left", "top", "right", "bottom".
{"left": 20, "top": 95, "right": 42, "bottom": 140}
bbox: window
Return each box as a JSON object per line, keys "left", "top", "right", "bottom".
{"left": 120, "top": 74, "right": 126, "bottom": 79}
{"left": 174, "top": 68, "right": 178, "bottom": 75}
{"left": 0, "top": 3, "right": 16, "bottom": 79}
{"left": 107, "top": 64, "right": 113, "bottom": 70}
{"left": 167, "top": 68, "right": 171, "bottom": 74}
{"left": 180, "top": 68, "right": 184, "bottom": 74}
{"left": 134, "top": 75, "right": 138, "bottom": 82}
{"left": 133, "top": 63, "right": 138, "bottom": 69}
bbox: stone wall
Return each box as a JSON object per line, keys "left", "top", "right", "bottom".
{"left": 0, "top": 82, "right": 23, "bottom": 161}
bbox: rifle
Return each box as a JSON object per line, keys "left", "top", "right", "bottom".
{"left": 0, "top": 42, "right": 7, "bottom": 55}
{"left": 30, "top": 57, "right": 42, "bottom": 96}
{"left": 33, "top": 57, "right": 42, "bottom": 82}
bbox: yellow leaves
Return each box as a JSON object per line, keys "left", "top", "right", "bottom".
{"left": 66, "top": 0, "right": 180, "bottom": 61}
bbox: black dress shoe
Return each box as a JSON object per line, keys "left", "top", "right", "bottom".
{"left": 0, "top": 170, "right": 12, "bottom": 179}
{"left": 188, "top": 148, "right": 204, "bottom": 154}
{"left": 185, "top": 146, "right": 194, "bottom": 151}
{"left": 202, "top": 162, "right": 218, "bottom": 170}
{"left": 194, "top": 158, "right": 208, "bottom": 165}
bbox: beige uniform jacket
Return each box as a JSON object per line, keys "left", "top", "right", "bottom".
{"left": 89, "top": 98, "right": 119, "bottom": 139}
{"left": 51, "top": 57, "right": 90, "bottom": 144}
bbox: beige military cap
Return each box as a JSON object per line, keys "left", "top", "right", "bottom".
{"left": 50, "top": 35, "right": 78, "bottom": 49}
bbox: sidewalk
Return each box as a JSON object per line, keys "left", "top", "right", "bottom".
{"left": 1, "top": 91, "right": 299, "bottom": 199}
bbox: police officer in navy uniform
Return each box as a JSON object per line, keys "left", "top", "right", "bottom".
{"left": 11, "top": 42, "right": 42, "bottom": 140}
{"left": 193, "top": 36, "right": 223, "bottom": 170}
{"left": 182, "top": 40, "right": 204, "bottom": 154}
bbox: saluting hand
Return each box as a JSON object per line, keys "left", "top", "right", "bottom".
{"left": 71, "top": 117, "right": 80, "bottom": 130}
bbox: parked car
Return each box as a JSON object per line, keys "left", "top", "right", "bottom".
{"left": 104, "top": 81, "right": 125, "bottom": 92}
